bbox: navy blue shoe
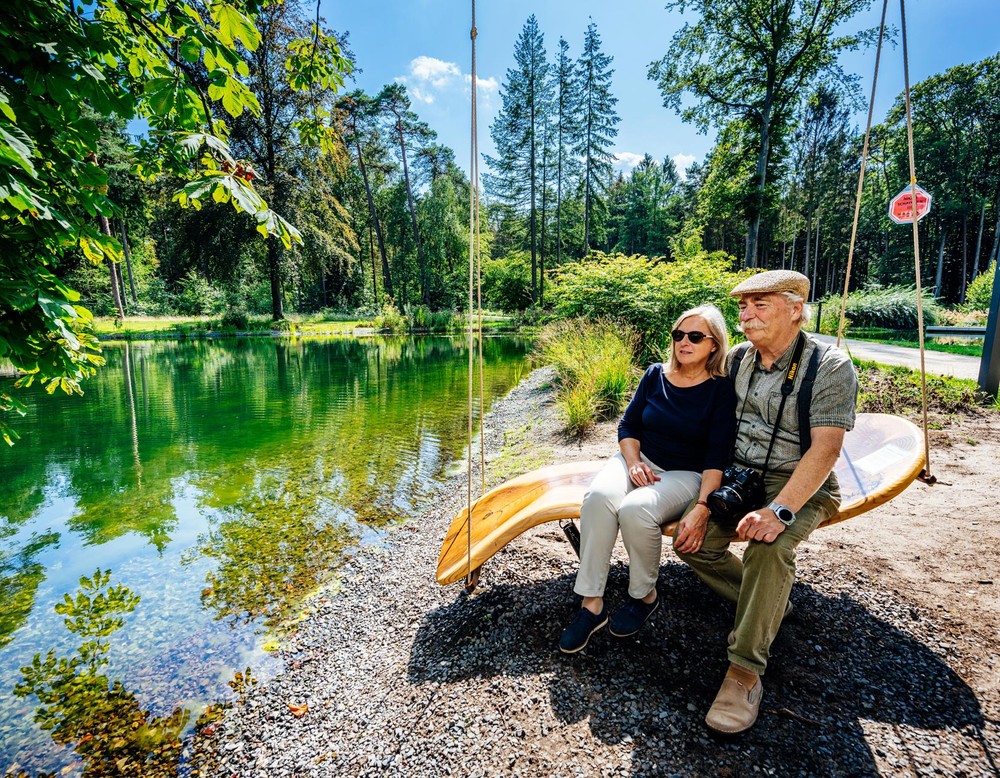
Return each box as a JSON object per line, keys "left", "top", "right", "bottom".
{"left": 609, "top": 595, "right": 659, "bottom": 637}
{"left": 559, "top": 607, "right": 608, "bottom": 653}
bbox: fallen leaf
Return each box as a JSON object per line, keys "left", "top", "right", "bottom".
{"left": 288, "top": 703, "right": 308, "bottom": 718}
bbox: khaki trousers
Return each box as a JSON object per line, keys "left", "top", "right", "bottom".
{"left": 574, "top": 453, "right": 701, "bottom": 600}
{"left": 673, "top": 470, "right": 840, "bottom": 675}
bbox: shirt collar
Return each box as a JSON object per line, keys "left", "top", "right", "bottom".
{"left": 753, "top": 330, "right": 805, "bottom": 372}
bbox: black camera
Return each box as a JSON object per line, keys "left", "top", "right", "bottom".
{"left": 707, "top": 465, "right": 766, "bottom": 526}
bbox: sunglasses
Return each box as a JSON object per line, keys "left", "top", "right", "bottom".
{"left": 671, "top": 329, "right": 714, "bottom": 344}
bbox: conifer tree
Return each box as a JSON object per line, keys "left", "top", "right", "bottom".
{"left": 575, "top": 20, "right": 620, "bottom": 254}
{"left": 378, "top": 83, "right": 436, "bottom": 305}
{"left": 552, "top": 36, "right": 581, "bottom": 267}
{"left": 484, "top": 15, "right": 552, "bottom": 302}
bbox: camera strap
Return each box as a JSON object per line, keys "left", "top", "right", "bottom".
{"left": 758, "top": 331, "right": 807, "bottom": 476}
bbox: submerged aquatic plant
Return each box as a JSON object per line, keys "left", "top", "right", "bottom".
{"left": 14, "top": 570, "right": 192, "bottom": 777}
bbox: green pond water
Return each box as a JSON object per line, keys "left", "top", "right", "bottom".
{"left": 0, "top": 335, "right": 528, "bottom": 776}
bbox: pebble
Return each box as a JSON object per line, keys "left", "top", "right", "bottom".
{"left": 187, "top": 369, "right": 1000, "bottom": 778}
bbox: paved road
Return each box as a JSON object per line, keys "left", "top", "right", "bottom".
{"left": 813, "top": 333, "right": 981, "bottom": 380}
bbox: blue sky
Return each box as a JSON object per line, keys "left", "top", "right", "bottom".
{"left": 322, "top": 0, "right": 1000, "bottom": 179}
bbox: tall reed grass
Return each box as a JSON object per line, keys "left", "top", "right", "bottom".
{"left": 535, "top": 319, "right": 639, "bottom": 436}
{"left": 819, "top": 285, "right": 939, "bottom": 333}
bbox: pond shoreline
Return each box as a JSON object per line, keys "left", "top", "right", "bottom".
{"left": 192, "top": 369, "right": 1000, "bottom": 777}
{"left": 95, "top": 327, "right": 523, "bottom": 341}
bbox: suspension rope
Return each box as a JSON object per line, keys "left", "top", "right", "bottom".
{"left": 465, "top": 0, "right": 486, "bottom": 588}
{"left": 899, "top": 0, "right": 934, "bottom": 483}
{"left": 838, "top": 0, "right": 934, "bottom": 484}
{"left": 838, "top": 0, "right": 888, "bottom": 349}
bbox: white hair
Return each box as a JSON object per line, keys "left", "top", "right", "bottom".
{"left": 781, "top": 291, "right": 812, "bottom": 324}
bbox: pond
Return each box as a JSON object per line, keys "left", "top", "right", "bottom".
{"left": 0, "top": 335, "right": 528, "bottom": 776}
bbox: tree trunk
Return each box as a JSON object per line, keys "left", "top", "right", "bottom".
{"left": 369, "top": 224, "right": 378, "bottom": 302}
{"left": 803, "top": 209, "right": 813, "bottom": 284}
{"left": 789, "top": 215, "right": 798, "bottom": 272}
{"left": 983, "top": 189, "right": 1000, "bottom": 278}
{"left": 529, "top": 93, "right": 538, "bottom": 304}
{"left": 116, "top": 261, "right": 129, "bottom": 314}
{"left": 119, "top": 219, "right": 138, "bottom": 304}
{"left": 268, "top": 240, "right": 284, "bottom": 320}
{"left": 960, "top": 212, "right": 969, "bottom": 304}
{"left": 745, "top": 97, "right": 774, "bottom": 268}
{"left": 539, "top": 138, "right": 548, "bottom": 306}
{"left": 355, "top": 135, "right": 393, "bottom": 299}
{"left": 556, "top": 157, "right": 562, "bottom": 269}
{"left": 395, "top": 119, "right": 429, "bottom": 305}
{"left": 811, "top": 208, "right": 821, "bottom": 298}
{"left": 934, "top": 229, "right": 947, "bottom": 299}
{"left": 972, "top": 201, "right": 987, "bottom": 283}
{"left": 98, "top": 214, "right": 125, "bottom": 321}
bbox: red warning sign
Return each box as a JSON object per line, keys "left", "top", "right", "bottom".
{"left": 889, "top": 185, "right": 932, "bottom": 224}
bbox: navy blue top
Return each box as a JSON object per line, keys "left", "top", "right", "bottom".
{"left": 617, "top": 364, "right": 737, "bottom": 473}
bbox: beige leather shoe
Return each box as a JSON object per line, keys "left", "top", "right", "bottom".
{"left": 705, "top": 674, "right": 763, "bottom": 734}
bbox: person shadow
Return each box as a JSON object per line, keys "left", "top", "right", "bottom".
{"left": 408, "top": 559, "right": 995, "bottom": 777}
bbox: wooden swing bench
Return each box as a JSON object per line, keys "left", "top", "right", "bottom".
{"left": 436, "top": 413, "right": 925, "bottom": 586}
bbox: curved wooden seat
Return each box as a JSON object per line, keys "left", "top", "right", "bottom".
{"left": 436, "top": 413, "right": 925, "bottom": 585}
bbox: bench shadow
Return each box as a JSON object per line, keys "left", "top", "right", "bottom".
{"left": 408, "top": 562, "right": 993, "bottom": 777}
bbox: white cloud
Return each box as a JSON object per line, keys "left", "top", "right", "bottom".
{"left": 672, "top": 154, "right": 697, "bottom": 179}
{"left": 411, "top": 56, "right": 462, "bottom": 85}
{"left": 396, "top": 56, "right": 497, "bottom": 107}
{"left": 613, "top": 152, "right": 646, "bottom": 173}
{"left": 466, "top": 74, "right": 499, "bottom": 95}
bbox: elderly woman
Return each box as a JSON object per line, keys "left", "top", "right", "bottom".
{"left": 560, "top": 304, "right": 737, "bottom": 653}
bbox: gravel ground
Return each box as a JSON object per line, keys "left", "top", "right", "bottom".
{"left": 191, "top": 368, "right": 1000, "bottom": 777}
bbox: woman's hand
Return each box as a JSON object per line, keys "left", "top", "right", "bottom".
{"left": 627, "top": 460, "right": 660, "bottom": 487}
{"left": 674, "top": 504, "right": 711, "bottom": 554}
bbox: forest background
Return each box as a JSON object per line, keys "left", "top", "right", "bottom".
{"left": 2, "top": 0, "right": 1000, "bottom": 443}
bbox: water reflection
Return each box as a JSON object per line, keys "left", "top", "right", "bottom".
{"left": 0, "top": 335, "right": 527, "bottom": 774}
{"left": 13, "top": 571, "right": 189, "bottom": 777}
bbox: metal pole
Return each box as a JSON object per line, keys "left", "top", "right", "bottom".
{"left": 978, "top": 259, "right": 1000, "bottom": 397}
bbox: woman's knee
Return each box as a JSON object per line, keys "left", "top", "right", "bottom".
{"left": 617, "top": 500, "right": 660, "bottom": 536}
{"left": 581, "top": 480, "right": 626, "bottom": 517}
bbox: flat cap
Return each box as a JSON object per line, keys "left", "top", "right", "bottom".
{"left": 730, "top": 269, "right": 810, "bottom": 299}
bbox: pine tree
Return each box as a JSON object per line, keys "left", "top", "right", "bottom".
{"left": 575, "top": 20, "right": 620, "bottom": 254}
{"left": 552, "top": 36, "right": 581, "bottom": 267}
{"left": 484, "top": 15, "right": 552, "bottom": 303}
{"left": 378, "top": 83, "right": 436, "bottom": 305}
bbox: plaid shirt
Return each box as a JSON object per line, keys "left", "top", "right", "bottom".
{"left": 727, "top": 331, "right": 858, "bottom": 474}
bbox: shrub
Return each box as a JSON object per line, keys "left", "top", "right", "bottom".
{"left": 175, "top": 271, "right": 223, "bottom": 316}
{"left": 964, "top": 263, "right": 996, "bottom": 312}
{"left": 535, "top": 318, "right": 640, "bottom": 436}
{"left": 547, "top": 252, "right": 751, "bottom": 359}
{"left": 406, "top": 305, "right": 461, "bottom": 333}
{"left": 219, "top": 307, "right": 251, "bottom": 331}
{"left": 482, "top": 251, "right": 534, "bottom": 311}
{"left": 371, "top": 303, "right": 407, "bottom": 333}
{"left": 819, "top": 285, "right": 938, "bottom": 332}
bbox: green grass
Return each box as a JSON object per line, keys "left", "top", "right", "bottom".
{"left": 846, "top": 331, "right": 983, "bottom": 358}
{"left": 854, "top": 359, "right": 995, "bottom": 416}
{"left": 94, "top": 315, "right": 364, "bottom": 339}
{"left": 488, "top": 416, "right": 554, "bottom": 485}
{"left": 534, "top": 318, "right": 640, "bottom": 436}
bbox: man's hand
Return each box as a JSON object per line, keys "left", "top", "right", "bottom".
{"left": 674, "top": 504, "right": 711, "bottom": 554}
{"left": 736, "top": 508, "right": 786, "bottom": 544}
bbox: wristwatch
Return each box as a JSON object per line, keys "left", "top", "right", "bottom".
{"left": 767, "top": 501, "right": 796, "bottom": 526}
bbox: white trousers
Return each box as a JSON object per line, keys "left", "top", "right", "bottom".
{"left": 573, "top": 453, "right": 702, "bottom": 599}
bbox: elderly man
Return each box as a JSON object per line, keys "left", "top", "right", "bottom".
{"left": 674, "top": 270, "right": 858, "bottom": 734}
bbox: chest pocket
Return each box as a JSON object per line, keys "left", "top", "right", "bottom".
{"left": 762, "top": 386, "right": 802, "bottom": 447}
